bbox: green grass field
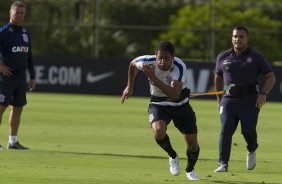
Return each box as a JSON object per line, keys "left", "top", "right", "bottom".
{"left": 0, "top": 93, "right": 281, "bottom": 184}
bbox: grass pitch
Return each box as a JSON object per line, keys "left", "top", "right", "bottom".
{"left": 0, "top": 93, "right": 281, "bottom": 183}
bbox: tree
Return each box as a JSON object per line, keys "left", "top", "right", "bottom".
{"left": 97, "top": 1, "right": 182, "bottom": 58}
{"left": 1, "top": 0, "right": 281, "bottom": 62}
{"left": 156, "top": 0, "right": 282, "bottom": 63}
{"left": 26, "top": 1, "right": 94, "bottom": 56}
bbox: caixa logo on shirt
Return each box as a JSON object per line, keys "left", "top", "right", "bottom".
{"left": 12, "top": 46, "right": 29, "bottom": 53}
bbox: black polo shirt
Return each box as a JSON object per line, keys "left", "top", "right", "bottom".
{"left": 215, "top": 47, "right": 272, "bottom": 105}
{"left": 0, "top": 22, "right": 35, "bottom": 79}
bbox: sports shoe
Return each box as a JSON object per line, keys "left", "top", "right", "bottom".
{"left": 214, "top": 164, "right": 228, "bottom": 172}
{"left": 8, "top": 142, "right": 29, "bottom": 150}
{"left": 0, "top": 145, "right": 5, "bottom": 150}
{"left": 186, "top": 170, "right": 200, "bottom": 180}
{"left": 169, "top": 156, "right": 180, "bottom": 176}
{"left": 247, "top": 151, "right": 256, "bottom": 170}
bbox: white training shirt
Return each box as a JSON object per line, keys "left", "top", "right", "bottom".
{"left": 135, "top": 55, "right": 189, "bottom": 106}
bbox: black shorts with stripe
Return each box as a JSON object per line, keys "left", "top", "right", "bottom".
{"left": 148, "top": 102, "right": 197, "bottom": 134}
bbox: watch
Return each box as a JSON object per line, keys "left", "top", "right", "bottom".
{"left": 259, "top": 91, "right": 267, "bottom": 96}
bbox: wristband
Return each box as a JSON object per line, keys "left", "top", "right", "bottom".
{"left": 259, "top": 91, "right": 267, "bottom": 96}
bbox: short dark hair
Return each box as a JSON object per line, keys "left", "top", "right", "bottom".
{"left": 233, "top": 26, "right": 249, "bottom": 36}
{"left": 155, "top": 41, "right": 175, "bottom": 55}
{"left": 10, "top": 1, "right": 26, "bottom": 11}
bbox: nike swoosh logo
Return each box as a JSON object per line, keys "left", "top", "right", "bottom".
{"left": 86, "top": 71, "right": 115, "bottom": 83}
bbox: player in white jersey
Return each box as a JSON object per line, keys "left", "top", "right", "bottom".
{"left": 121, "top": 41, "right": 200, "bottom": 180}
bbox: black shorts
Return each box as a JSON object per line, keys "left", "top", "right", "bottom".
{"left": 148, "top": 102, "right": 197, "bottom": 134}
{"left": 0, "top": 73, "right": 27, "bottom": 107}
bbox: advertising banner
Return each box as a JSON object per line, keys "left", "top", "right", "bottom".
{"left": 33, "top": 56, "right": 282, "bottom": 102}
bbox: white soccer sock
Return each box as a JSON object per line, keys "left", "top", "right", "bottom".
{"left": 9, "top": 136, "right": 18, "bottom": 145}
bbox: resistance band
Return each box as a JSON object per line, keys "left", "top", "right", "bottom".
{"left": 189, "top": 91, "right": 224, "bottom": 97}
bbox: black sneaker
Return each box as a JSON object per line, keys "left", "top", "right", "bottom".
{"left": 0, "top": 145, "right": 5, "bottom": 150}
{"left": 8, "top": 142, "right": 29, "bottom": 150}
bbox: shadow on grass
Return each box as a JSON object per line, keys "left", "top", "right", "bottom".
{"left": 36, "top": 149, "right": 224, "bottom": 161}
{"left": 209, "top": 181, "right": 277, "bottom": 184}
